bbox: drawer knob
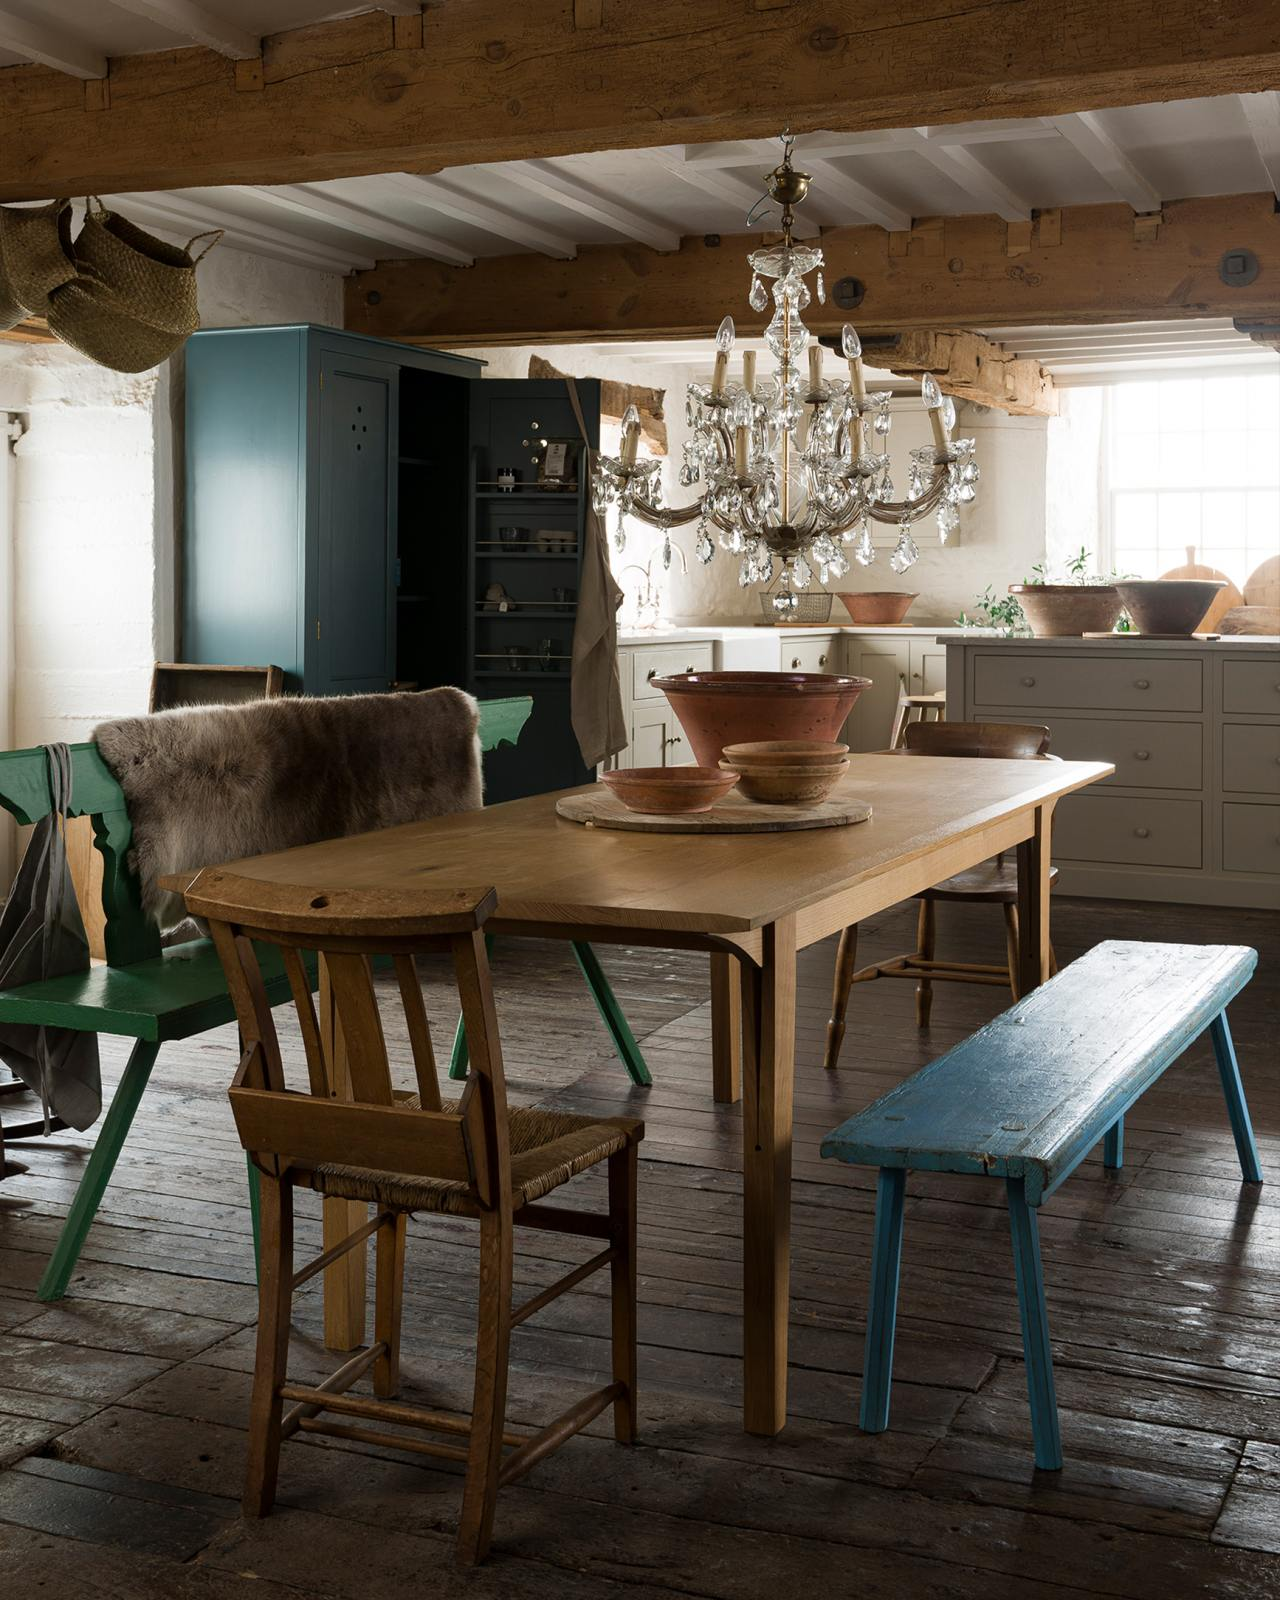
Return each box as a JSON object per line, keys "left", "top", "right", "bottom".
{"left": 1134, "top": 826, "right": 1151, "bottom": 839}
{"left": 1134, "top": 750, "right": 1150, "bottom": 761}
{"left": 1134, "top": 678, "right": 1150, "bottom": 689}
{"left": 791, "top": 656, "right": 802, "bottom": 669}
{"left": 646, "top": 668, "right": 657, "bottom": 680}
{"left": 685, "top": 664, "right": 695, "bottom": 673}
{"left": 819, "top": 654, "right": 828, "bottom": 667}
{"left": 1021, "top": 676, "right": 1036, "bottom": 687}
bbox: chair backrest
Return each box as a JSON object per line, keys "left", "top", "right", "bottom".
{"left": 901, "top": 721, "right": 1051, "bottom": 760}
{"left": 184, "top": 869, "right": 511, "bottom": 1211}
{"left": 0, "top": 698, "right": 534, "bottom": 974}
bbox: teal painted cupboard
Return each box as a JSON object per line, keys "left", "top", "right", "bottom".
{"left": 183, "top": 325, "right": 479, "bottom": 697}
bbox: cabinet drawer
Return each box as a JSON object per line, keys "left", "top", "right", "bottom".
{"left": 973, "top": 653, "right": 1202, "bottom": 712}
{"left": 631, "top": 642, "right": 713, "bottom": 703}
{"left": 783, "top": 635, "right": 839, "bottom": 674}
{"left": 1222, "top": 802, "right": 1280, "bottom": 876}
{"left": 1004, "top": 716, "right": 1202, "bottom": 789}
{"left": 1053, "top": 793, "right": 1202, "bottom": 868}
{"left": 1223, "top": 659, "right": 1280, "bottom": 714}
{"left": 1222, "top": 724, "right": 1280, "bottom": 796}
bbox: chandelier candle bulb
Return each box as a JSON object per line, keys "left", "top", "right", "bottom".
{"left": 734, "top": 426, "right": 750, "bottom": 477}
{"left": 921, "top": 374, "right": 948, "bottom": 451}
{"left": 807, "top": 343, "right": 824, "bottom": 394}
{"left": 712, "top": 315, "right": 735, "bottom": 400}
{"left": 842, "top": 324, "right": 867, "bottom": 405}
{"left": 742, "top": 350, "right": 757, "bottom": 396}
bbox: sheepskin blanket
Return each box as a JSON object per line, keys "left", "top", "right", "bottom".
{"left": 94, "top": 688, "right": 482, "bottom": 932}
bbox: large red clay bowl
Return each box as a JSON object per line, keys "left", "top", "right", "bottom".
{"left": 652, "top": 671, "right": 871, "bottom": 768}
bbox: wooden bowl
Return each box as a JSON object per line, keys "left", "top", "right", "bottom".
{"left": 836, "top": 591, "right": 917, "bottom": 625}
{"left": 600, "top": 766, "right": 739, "bottom": 815}
{"left": 1115, "top": 579, "right": 1226, "bottom": 636}
{"left": 718, "top": 757, "right": 849, "bottom": 807}
{"left": 721, "top": 739, "right": 849, "bottom": 767}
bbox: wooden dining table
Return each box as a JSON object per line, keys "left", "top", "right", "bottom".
{"left": 167, "top": 750, "right": 1111, "bottom": 1437}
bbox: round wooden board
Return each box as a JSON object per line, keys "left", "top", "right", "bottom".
{"left": 556, "top": 787, "right": 873, "bottom": 834}
{"left": 1157, "top": 548, "right": 1243, "bottom": 631}
{"left": 1244, "top": 555, "right": 1280, "bottom": 610}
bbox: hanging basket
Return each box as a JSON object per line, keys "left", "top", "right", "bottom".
{"left": 0, "top": 199, "right": 76, "bottom": 330}
{"left": 46, "top": 199, "right": 221, "bottom": 373}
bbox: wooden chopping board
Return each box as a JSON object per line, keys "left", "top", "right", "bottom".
{"left": 556, "top": 787, "right": 873, "bottom": 834}
{"left": 1243, "top": 555, "right": 1280, "bottom": 611}
{"left": 1158, "top": 546, "right": 1243, "bottom": 632}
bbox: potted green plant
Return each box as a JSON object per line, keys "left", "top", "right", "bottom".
{"left": 1008, "top": 548, "right": 1125, "bottom": 637}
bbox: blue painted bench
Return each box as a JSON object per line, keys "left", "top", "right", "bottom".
{"left": 820, "top": 940, "right": 1264, "bottom": 1471}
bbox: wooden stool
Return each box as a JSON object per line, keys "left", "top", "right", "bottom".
{"left": 189, "top": 868, "right": 643, "bottom": 1567}
{"left": 824, "top": 721, "right": 1059, "bottom": 1066}
{"left": 889, "top": 683, "right": 946, "bottom": 750}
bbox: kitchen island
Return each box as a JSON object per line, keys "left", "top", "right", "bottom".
{"left": 945, "top": 633, "right": 1280, "bottom": 908}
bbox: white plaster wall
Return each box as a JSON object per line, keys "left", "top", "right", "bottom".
{"left": 0, "top": 240, "right": 342, "bottom": 756}
{"left": 458, "top": 341, "right": 1051, "bottom": 629}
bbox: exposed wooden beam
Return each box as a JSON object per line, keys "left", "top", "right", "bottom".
{"left": 381, "top": 173, "right": 577, "bottom": 259}
{"left": 863, "top": 329, "right": 1056, "bottom": 417}
{"left": 498, "top": 161, "right": 680, "bottom": 253}
{"left": 109, "top": 192, "right": 374, "bottom": 273}
{"left": 1233, "top": 317, "right": 1280, "bottom": 351}
{"left": 104, "top": 1, "right": 258, "bottom": 60}
{"left": 0, "top": 8, "right": 106, "bottom": 79}
{"left": 908, "top": 130, "right": 1032, "bottom": 222}
{"left": 1049, "top": 112, "right": 1163, "bottom": 212}
{"left": 345, "top": 193, "right": 1280, "bottom": 346}
{"left": 800, "top": 158, "right": 912, "bottom": 234}
{"left": 0, "top": 315, "right": 56, "bottom": 345}
{"left": 1240, "top": 91, "right": 1280, "bottom": 198}
{"left": 4, "top": 3, "right": 1278, "bottom": 200}
{"left": 242, "top": 184, "right": 475, "bottom": 266}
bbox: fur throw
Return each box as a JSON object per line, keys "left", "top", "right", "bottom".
{"left": 94, "top": 688, "right": 482, "bottom": 932}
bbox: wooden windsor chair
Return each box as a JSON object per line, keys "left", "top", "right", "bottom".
{"left": 823, "top": 721, "right": 1060, "bottom": 1069}
{"left": 185, "top": 868, "right": 643, "bottom": 1567}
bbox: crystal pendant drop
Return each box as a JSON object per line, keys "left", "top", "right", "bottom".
{"left": 749, "top": 274, "right": 768, "bottom": 312}
{"left": 880, "top": 472, "right": 895, "bottom": 502}
{"left": 889, "top": 529, "right": 919, "bottom": 573}
{"left": 816, "top": 270, "right": 826, "bottom": 305}
{"left": 853, "top": 521, "right": 875, "bottom": 566}
{"left": 662, "top": 534, "right": 672, "bottom": 570}
{"left": 937, "top": 502, "right": 960, "bottom": 542}
{"left": 613, "top": 510, "right": 627, "bottom": 554}
{"left": 695, "top": 527, "right": 714, "bottom": 564}
{"left": 790, "top": 555, "right": 813, "bottom": 591}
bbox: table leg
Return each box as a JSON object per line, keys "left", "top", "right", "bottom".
{"left": 1016, "top": 802, "right": 1054, "bottom": 997}
{"left": 740, "top": 916, "right": 797, "bottom": 1436}
{"left": 318, "top": 959, "right": 368, "bottom": 1352}
{"left": 710, "top": 952, "right": 741, "bottom": 1106}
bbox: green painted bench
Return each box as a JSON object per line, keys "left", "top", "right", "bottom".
{"left": 821, "top": 940, "right": 1263, "bottom": 1471}
{"left": 0, "top": 696, "right": 647, "bottom": 1301}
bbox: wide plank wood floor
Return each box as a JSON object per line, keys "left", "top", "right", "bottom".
{"left": 0, "top": 895, "right": 1276, "bottom": 1598}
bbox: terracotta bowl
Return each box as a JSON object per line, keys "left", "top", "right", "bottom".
{"left": 836, "top": 591, "right": 917, "bottom": 625}
{"left": 653, "top": 671, "right": 871, "bottom": 768}
{"left": 1008, "top": 584, "right": 1122, "bottom": 637}
{"left": 721, "top": 739, "right": 849, "bottom": 767}
{"left": 718, "top": 757, "right": 849, "bottom": 808}
{"left": 1114, "top": 579, "right": 1226, "bottom": 636}
{"left": 600, "top": 766, "right": 739, "bottom": 815}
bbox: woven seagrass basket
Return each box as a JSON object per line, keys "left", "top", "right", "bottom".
{"left": 46, "top": 199, "right": 220, "bottom": 373}
{"left": 0, "top": 199, "right": 76, "bottom": 330}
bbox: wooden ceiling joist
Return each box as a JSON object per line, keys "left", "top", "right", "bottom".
{"left": 1, "top": 3, "right": 1279, "bottom": 199}
{"left": 345, "top": 192, "right": 1280, "bottom": 349}
{"left": 0, "top": 8, "right": 106, "bottom": 80}
{"left": 104, "top": 1, "right": 259, "bottom": 60}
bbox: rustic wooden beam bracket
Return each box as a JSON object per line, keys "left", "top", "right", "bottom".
{"left": 1133, "top": 210, "right": 1163, "bottom": 243}
{"left": 234, "top": 55, "right": 264, "bottom": 92}
{"left": 84, "top": 77, "right": 111, "bottom": 112}
{"left": 1005, "top": 220, "right": 1034, "bottom": 256}
{"left": 392, "top": 13, "right": 423, "bottom": 49}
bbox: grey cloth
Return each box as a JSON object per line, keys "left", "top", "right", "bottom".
{"left": 0, "top": 744, "right": 101, "bottom": 1132}
{"left": 566, "top": 377, "right": 627, "bottom": 769}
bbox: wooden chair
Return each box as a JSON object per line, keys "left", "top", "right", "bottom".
{"left": 185, "top": 868, "right": 642, "bottom": 1567}
{"left": 824, "top": 721, "right": 1059, "bottom": 1069}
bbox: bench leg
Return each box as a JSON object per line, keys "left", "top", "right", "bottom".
{"left": 1103, "top": 1117, "right": 1124, "bottom": 1171}
{"left": 859, "top": 1167, "right": 906, "bottom": 1434}
{"left": 37, "top": 1039, "right": 161, "bottom": 1303}
{"left": 572, "top": 941, "right": 652, "bottom": 1088}
{"left": 1210, "top": 1011, "right": 1263, "bottom": 1185}
{"left": 1006, "top": 1178, "right": 1062, "bottom": 1470}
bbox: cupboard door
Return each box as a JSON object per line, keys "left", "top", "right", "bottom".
{"left": 316, "top": 353, "right": 397, "bottom": 694}
{"left": 909, "top": 637, "right": 946, "bottom": 697}
{"left": 846, "top": 641, "right": 911, "bottom": 751}
{"left": 631, "top": 706, "right": 690, "bottom": 766}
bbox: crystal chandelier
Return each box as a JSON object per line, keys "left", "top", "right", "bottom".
{"left": 592, "top": 135, "right": 980, "bottom": 614}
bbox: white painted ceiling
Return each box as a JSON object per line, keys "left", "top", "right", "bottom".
{"left": 1, "top": 4, "right": 1278, "bottom": 380}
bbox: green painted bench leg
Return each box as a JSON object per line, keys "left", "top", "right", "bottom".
{"left": 36, "top": 1038, "right": 161, "bottom": 1303}
{"left": 571, "top": 941, "right": 652, "bottom": 1088}
{"left": 1103, "top": 1117, "right": 1124, "bottom": 1170}
{"left": 860, "top": 1166, "right": 906, "bottom": 1434}
{"left": 1210, "top": 1010, "right": 1263, "bottom": 1185}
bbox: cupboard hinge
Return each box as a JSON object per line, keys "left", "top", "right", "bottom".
{"left": 318, "top": 370, "right": 324, "bottom": 390}
{"left": 315, "top": 619, "right": 321, "bottom": 640}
